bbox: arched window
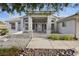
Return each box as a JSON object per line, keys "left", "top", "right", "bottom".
{"left": 51, "top": 18, "right": 56, "bottom": 22}
{"left": 51, "top": 20, "right": 54, "bottom": 22}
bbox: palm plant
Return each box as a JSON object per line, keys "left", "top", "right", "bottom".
{"left": 0, "top": 3, "right": 78, "bottom": 14}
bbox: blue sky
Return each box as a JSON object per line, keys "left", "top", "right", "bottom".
{"left": 0, "top": 4, "right": 79, "bottom": 21}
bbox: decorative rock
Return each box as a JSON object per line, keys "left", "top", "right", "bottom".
{"left": 18, "top": 48, "right": 77, "bottom": 56}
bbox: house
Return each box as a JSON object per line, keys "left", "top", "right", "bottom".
{"left": 5, "top": 11, "right": 79, "bottom": 38}
{"left": 5, "top": 11, "right": 59, "bottom": 35}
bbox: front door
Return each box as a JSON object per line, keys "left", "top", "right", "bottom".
{"left": 37, "top": 23, "right": 42, "bottom": 32}
{"left": 33, "top": 23, "right": 46, "bottom": 33}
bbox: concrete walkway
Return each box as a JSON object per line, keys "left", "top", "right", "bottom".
{"left": 26, "top": 38, "right": 79, "bottom": 49}
{"left": 27, "top": 38, "right": 53, "bottom": 49}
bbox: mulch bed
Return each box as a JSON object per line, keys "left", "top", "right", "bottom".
{"left": 18, "top": 48, "right": 77, "bottom": 56}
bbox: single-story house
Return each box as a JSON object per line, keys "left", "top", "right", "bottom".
{"left": 5, "top": 11, "right": 79, "bottom": 38}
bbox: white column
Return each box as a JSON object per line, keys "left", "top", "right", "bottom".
{"left": 15, "top": 22, "right": 18, "bottom": 32}
{"left": 21, "top": 18, "right": 24, "bottom": 31}
{"left": 54, "top": 21, "right": 57, "bottom": 33}
{"left": 47, "top": 16, "right": 51, "bottom": 35}
{"left": 28, "top": 16, "right": 32, "bottom": 33}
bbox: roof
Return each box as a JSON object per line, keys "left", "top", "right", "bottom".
{"left": 5, "top": 16, "right": 26, "bottom": 22}
{"left": 5, "top": 11, "right": 57, "bottom": 22}
{"left": 57, "top": 12, "right": 79, "bottom": 22}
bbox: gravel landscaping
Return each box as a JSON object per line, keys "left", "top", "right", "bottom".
{"left": 0, "top": 47, "right": 77, "bottom": 56}
{"left": 0, "top": 34, "right": 32, "bottom": 48}
{"left": 18, "top": 48, "right": 77, "bottom": 56}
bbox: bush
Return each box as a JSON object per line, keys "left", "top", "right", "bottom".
{"left": 0, "top": 29, "right": 9, "bottom": 36}
{"left": 60, "top": 35, "right": 73, "bottom": 40}
{"left": 48, "top": 34, "right": 74, "bottom": 40}
{"left": 48, "top": 34, "right": 61, "bottom": 40}
{"left": 0, "top": 46, "right": 20, "bottom": 56}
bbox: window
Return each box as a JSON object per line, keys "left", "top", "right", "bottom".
{"left": 62, "top": 22, "right": 66, "bottom": 27}
{"left": 25, "top": 23, "right": 28, "bottom": 30}
{"left": 18, "top": 22, "right": 21, "bottom": 31}
{"left": 24, "top": 18, "right": 28, "bottom": 22}
{"left": 25, "top": 20, "right": 28, "bottom": 22}
{"left": 51, "top": 24, "right": 54, "bottom": 33}
{"left": 10, "top": 22, "right": 15, "bottom": 30}
{"left": 51, "top": 18, "right": 55, "bottom": 22}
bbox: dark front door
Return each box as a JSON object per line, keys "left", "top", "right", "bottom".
{"left": 33, "top": 23, "right": 46, "bottom": 33}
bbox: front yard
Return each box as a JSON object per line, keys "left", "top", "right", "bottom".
{"left": 0, "top": 47, "right": 77, "bottom": 56}
{"left": 0, "top": 34, "right": 31, "bottom": 48}
{"left": 0, "top": 33, "right": 79, "bottom": 56}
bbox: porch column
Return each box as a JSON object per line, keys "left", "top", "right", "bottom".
{"left": 21, "top": 18, "right": 24, "bottom": 31}
{"left": 15, "top": 22, "right": 18, "bottom": 32}
{"left": 54, "top": 20, "right": 57, "bottom": 33}
{"left": 28, "top": 16, "right": 32, "bottom": 33}
{"left": 47, "top": 16, "right": 51, "bottom": 35}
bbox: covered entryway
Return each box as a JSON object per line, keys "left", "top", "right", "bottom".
{"left": 32, "top": 17, "right": 47, "bottom": 33}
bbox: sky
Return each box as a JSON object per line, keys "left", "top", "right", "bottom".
{"left": 0, "top": 4, "right": 79, "bottom": 21}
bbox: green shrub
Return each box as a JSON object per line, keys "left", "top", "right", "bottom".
{"left": 48, "top": 34, "right": 74, "bottom": 40}
{"left": 48, "top": 34, "right": 61, "bottom": 40}
{"left": 60, "top": 35, "right": 73, "bottom": 40}
{"left": 0, "top": 29, "right": 9, "bottom": 36}
{"left": 0, "top": 46, "right": 20, "bottom": 56}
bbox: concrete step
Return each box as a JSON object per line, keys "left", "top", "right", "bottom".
{"left": 32, "top": 34, "right": 47, "bottom": 38}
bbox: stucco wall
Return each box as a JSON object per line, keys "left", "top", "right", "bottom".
{"left": 58, "top": 20, "right": 75, "bottom": 34}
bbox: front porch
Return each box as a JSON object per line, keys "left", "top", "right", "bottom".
{"left": 23, "top": 16, "right": 57, "bottom": 35}
{"left": 32, "top": 17, "right": 47, "bottom": 33}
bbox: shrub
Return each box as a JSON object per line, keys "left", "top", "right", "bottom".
{"left": 0, "top": 46, "right": 20, "bottom": 56}
{"left": 48, "top": 34, "right": 74, "bottom": 40}
{"left": 0, "top": 29, "right": 9, "bottom": 36}
{"left": 60, "top": 35, "right": 73, "bottom": 40}
{"left": 48, "top": 34, "right": 61, "bottom": 40}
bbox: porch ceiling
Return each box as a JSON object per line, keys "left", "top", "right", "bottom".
{"left": 32, "top": 17, "right": 47, "bottom": 20}
{"left": 32, "top": 17, "right": 47, "bottom": 22}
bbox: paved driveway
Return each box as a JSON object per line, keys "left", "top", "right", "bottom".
{"left": 27, "top": 37, "right": 79, "bottom": 49}
{"left": 27, "top": 38, "right": 53, "bottom": 48}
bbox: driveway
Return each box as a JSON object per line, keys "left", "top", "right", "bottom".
{"left": 26, "top": 37, "right": 79, "bottom": 50}
{"left": 27, "top": 38, "right": 53, "bottom": 48}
